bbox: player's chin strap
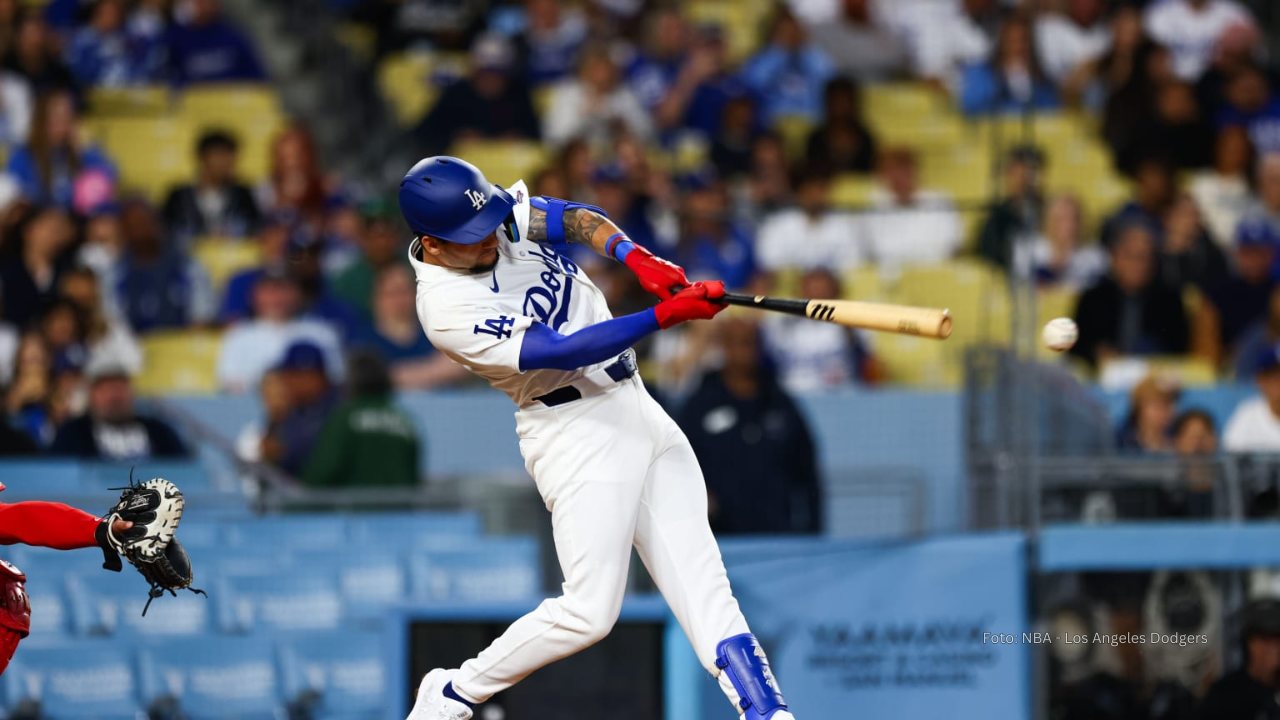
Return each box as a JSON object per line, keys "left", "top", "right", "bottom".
{"left": 716, "top": 634, "right": 789, "bottom": 720}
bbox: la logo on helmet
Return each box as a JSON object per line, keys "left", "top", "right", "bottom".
{"left": 464, "top": 188, "right": 487, "bottom": 211}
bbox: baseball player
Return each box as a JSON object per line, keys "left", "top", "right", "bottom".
{"left": 0, "top": 484, "right": 135, "bottom": 673}
{"left": 401, "top": 156, "right": 795, "bottom": 720}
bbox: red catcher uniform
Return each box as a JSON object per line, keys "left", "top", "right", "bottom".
{"left": 0, "top": 482, "right": 105, "bottom": 673}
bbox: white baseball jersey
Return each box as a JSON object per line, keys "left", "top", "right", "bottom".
{"left": 409, "top": 180, "right": 618, "bottom": 407}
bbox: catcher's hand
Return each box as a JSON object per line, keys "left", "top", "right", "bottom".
{"left": 97, "top": 475, "right": 204, "bottom": 615}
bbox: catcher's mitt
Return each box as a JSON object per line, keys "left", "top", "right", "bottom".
{"left": 97, "top": 473, "right": 205, "bottom": 616}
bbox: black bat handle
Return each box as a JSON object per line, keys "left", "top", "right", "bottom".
{"left": 719, "top": 292, "right": 811, "bottom": 317}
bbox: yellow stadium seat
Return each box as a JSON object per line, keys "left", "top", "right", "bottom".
{"left": 1037, "top": 286, "right": 1078, "bottom": 326}
{"left": 860, "top": 83, "right": 945, "bottom": 124}
{"left": 895, "top": 260, "right": 1011, "bottom": 348}
{"left": 192, "top": 238, "right": 262, "bottom": 296}
{"left": 773, "top": 115, "right": 813, "bottom": 161}
{"left": 919, "top": 143, "right": 996, "bottom": 203}
{"left": 450, "top": 140, "right": 546, "bottom": 186}
{"left": 872, "top": 332, "right": 958, "bottom": 388}
{"left": 178, "top": 84, "right": 285, "bottom": 185}
{"left": 88, "top": 86, "right": 171, "bottom": 116}
{"left": 685, "top": 0, "right": 765, "bottom": 63}
{"left": 136, "top": 330, "right": 223, "bottom": 395}
{"left": 378, "top": 52, "right": 466, "bottom": 128}
{"left": 842, "top": 265, "right": 891, "bottom": 302}
{"left": 97, "top": 116, "right": 195, "bottom": 203}
{"left": 830, "top": 174, "right": 877, "bottom": 209}
{"left": 871, "top": 113, "right": 967, "bottom": 150}
{"left": 970, "top": 112, "right": 1087, "bottom": 149}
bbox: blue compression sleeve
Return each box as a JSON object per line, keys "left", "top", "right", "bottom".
{"left": 518, "top": 309, "right": 659, "bottom": 371}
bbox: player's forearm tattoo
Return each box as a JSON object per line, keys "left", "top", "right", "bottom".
{"left": 527, "top": 206, "right": 549, "bottom": 242}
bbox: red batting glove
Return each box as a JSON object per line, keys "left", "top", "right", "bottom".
{"left": 623, "top": 244, "right": 690, "bottom": 300}
{"left": 653, "top": 281, "right": 727, "bottom": 329}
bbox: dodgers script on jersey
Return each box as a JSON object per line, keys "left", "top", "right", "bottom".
{"left": 409, "top": 180, "right": 618, "bottom": 406}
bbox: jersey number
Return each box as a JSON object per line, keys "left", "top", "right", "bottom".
{"left": 474, "top": 315, "right": 515, "bottom": 339}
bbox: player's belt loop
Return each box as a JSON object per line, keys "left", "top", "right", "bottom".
{"left": 534, "top": 352, "right": 636, "bottom": 408}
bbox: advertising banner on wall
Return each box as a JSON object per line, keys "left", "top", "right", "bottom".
{"left": 708, "top": 533, "right": 1029, "bottom": 719}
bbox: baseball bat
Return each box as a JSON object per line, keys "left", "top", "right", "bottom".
{"left": 721, "top": 293, "right": 953, "bottom": 339}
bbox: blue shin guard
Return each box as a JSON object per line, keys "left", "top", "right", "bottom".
{"left": 716, "top": 634, "right": 788, "bottom": 719}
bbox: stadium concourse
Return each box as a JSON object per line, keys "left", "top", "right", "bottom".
{"left": 0, "top": 0, "right": 1277, "bottom": 718}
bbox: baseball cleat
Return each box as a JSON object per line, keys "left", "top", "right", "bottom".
{"left": 407, "top": 668, "right": 473, "bottom": 720}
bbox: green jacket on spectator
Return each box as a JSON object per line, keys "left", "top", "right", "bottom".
{"left": 302, "top": 395, "right": 421, "bottom": 488}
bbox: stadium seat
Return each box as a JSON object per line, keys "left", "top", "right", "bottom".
{"left": 347, "top": 511, "right": 484, "bottom": 547}
{"left": 919, "top": 143, "right": 996, "bottom": 203}
{"left": 88, "top": 86, "right": 171, "bottom": 117}
{"left": 21, "top": 574, "right": 71, "bottom": 640}
{"left": 80, "top": 460, "right": 213, "bottom": 491}
{"left": 685, "top": 0, "right": 767, "bottom": 63}
{"left": 135, "top": 329, "right": 223, "bottom": 395}
{"left": 4, "top": 642, "right": 146, "bottom": 719}
{"left": 95, "top": 116, "right": 195, "bottom": 203}
{"left": 449, "top": 140, "right": 546, "bottom": 188}
{"left": 223, "top": 573, "right": 344, "bottom": 633}
{"left": 895, "top": 260, "right": 1011, "bottom": 348}
{"left": 139, "top": 635, "right": 284, "bottom": 720}
{"left": 842, "top": 265, "right": 891, "bottom": 303}
{"left": 68, "top": 572, "right": 212, "bottom": 638}
{"left": 377, "top": 52, "right": 466, "bottom": 127}
{"left": 227, "top": 514, "right": 350, "bottom": 550}
{"left": 871, "top": 332, "right": 958, "bottom": 388}
{"left": 829, "top": 174, "right": 877, "bottom": 209}
{"left": 291, "top": 549, "right": 406, "bottom": 625}
{"left": 279, "top": 629, "right": 386, "bottom": 719}
{"left": 408, "top": 536, "right": 540, "bottom": 602}
{"left": 192, "top": 238, "right": 262, "bottom": 296}
{"left": 178, "top": 84, "right": 286, "bottom": 185}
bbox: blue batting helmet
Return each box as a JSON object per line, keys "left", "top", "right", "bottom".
{"left": 398, "top": 156, "right": 515, "bottom": 244}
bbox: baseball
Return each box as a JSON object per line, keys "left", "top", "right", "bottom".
{"left": 1042, "top": 317, "right": 1078, "bottom": 352}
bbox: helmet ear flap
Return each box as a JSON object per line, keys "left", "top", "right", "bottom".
{"left": 496, "top": 214, "right": 519, "bottom": 244}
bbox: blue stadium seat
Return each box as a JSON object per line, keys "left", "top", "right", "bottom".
{"left": 139, "top": 635, "right": 284, "bottom": 720}
{"left": 68, "top": 573, "right": 212, "bottom": 637}
{"left": 0, "top": 462, "right": 86, "bottom": 497}
{"left": 408, "top": 537, "right": 541, "bottom": 602}
{"left": 290, "top": 550, "right": 408, "bottom": 626}
{"left": 21, "top": 575, "right": 71, "bottom": 639}
{"left": 348, "top": 511, "right": 484, "bottom": 548}
{"left": 222, "top": 573, "right": 344, "bottom": 633}
{"left": 4, "top": 642, "right": 146, "bottom": 718}
{"left": 279, "top": 630, "right": 386, "bottom": 719}
{"left": 80, "top": 461, "right": 213, "bottom": 491}
{"left": 227, "top": 514, "right": 351, "bottom": 550}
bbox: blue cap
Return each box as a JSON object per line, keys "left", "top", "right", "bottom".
{"left": 275, "top": 341, "right": 327, "bottom": 375}
{"left": 1236, "top": 217, "right": 1280, "bottom": 248}
{"left": 591, "top": 163, "right": 626, "bottom": 185}
{"left": 1258, "top": 344, "right": 1280, "bottom": 375}
{"left": 399, "top": 156, "right": 515, "bottom": 245}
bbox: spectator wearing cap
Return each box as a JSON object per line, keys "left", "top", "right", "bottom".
{"left": 864, "top": 147, "right": 963, "bottom": 272}
{"left": 281, "top": 225, "right": 363, "bottom": 341}
{"left": 1196, "top": 598, "right": 1280, "bottom": 719}
{"left": 1116, "top": 374, "right": 1181, "bottom": 453}
{"left": 959, "top": 12, "right": 1060, "bottom": 117}
{"left": 113, "top": 198, "right": 216, "bottom": 334}
{"left": 162, "top": 129, "right": 261, "bottom": 245}
{"left": 0, "top": 205, "right": 75, "bottom": 330}
{"left": 669, "top": 172, "right": 755, "bottom": 290}
{"left": 216, "top": 267, "right": 343, "bottom": 393}
{"left": 48, "top": 359, "right": 189, "bottom": 460}
{"left": 512, "top": 0, "right": 587, "bottom": 87}
{"left": 1070, "top": 221, "right": 1189, "bottom": 369}
{"left": 330, "top": 204, "right": 404, "bottom": 319}
{"left": 756, "top": 164, "right": 861, "bottom": 273}
{"left": 261, "top": 341, "right": 339, "bottom": 477}
{"left": 625, "top": 6, "right": 690, "bottom": 112}
{"left": 66, "top": 0, "right": 164, "bottom": 88}
{"left": 544, "top": 41, "right": 651, "bottom": 149}
{"left": 1197, "top": 218, "right": 1279, "bottom": 368}
{"left": 652, "top": 25, "right": 752, "bottom": 142}
{"left": 1101, "top": 156, "right": 1178, "bottom": 249}
{"left": 412, "top": 33, "right": 541, "bottom": 157}
{"left": 353, "top": 264, "right": 467, "bottom": 390}
{"left": 1224, "top": 345, "right": 1280, "bottom": 452}
{"left": 302, "top": 350, "right": 421, "bottom": 489}
{"left": 1217, "top": 63, "right": 1280, "bottom": 156}
{"left": 164, "top": 0, "right": 265, "bottom": 86}
{"left": 977, "top": 145, "right": 1046, "bottom": 272}
{"left": 1233, "top": 286, "right": 1280, "bottom": 380}
{"left": 804, "top": 76, "right": 877, "bottom": 175}
{"left": 740, "top": 5, "right": 833, "bottom": 124}
{"left": 1144, "top": 0, "right": 1257, "bottom": 83}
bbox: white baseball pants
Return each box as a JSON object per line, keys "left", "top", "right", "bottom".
{"left": 451, "top": 376, "right": 751, "bottom": 710}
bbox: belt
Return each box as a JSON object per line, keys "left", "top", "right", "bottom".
{"left": 534, "top": 353, "right": 637, "bottom": 407}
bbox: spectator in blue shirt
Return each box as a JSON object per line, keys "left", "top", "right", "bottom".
{"left": 512, "top": 0, "right": 586, "bottom": 86}
{"left": 165, "top": 0, "right": 265, "bottom": 86}
{"left": 66, "top": 0, "right": 164, "bottom": 87}
{"left": 1218, "top": 63, "right": 1280, "bottom": 155}
{"left": 653, "top": 24, "right": 755, "bottom": 140}
{"left": 113, "top": 198, "right": 216, "bottom": 334}
{"left": 353, "top": 264, "right": 467, "bottom": 390}
{"left": 740, "top": 5, "right": 834, "bottom": 124}
{"left": 960, "top": 12, "right": 1059, "bottom": 116}
{"left": 7, "top": 90, "right": 117, "bottom": 208}
{"left": 625, "top": 6, "right": 690, "bottom": 112}
{"left": 671, "top": 171, "right": 756, "bottom": 290}
{"left": 219, "top": 210, "right": 305, "bottom": 324}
